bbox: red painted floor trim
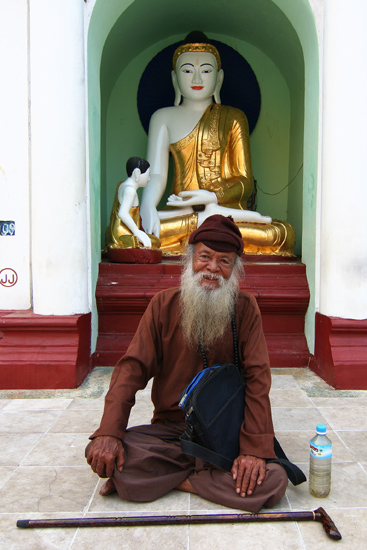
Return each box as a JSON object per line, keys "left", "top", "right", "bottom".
{"left": 0, "top": 310, "right": 92, "bottom": 389}
{"left": 310, "top": 313, "right": 367, "bottom": 389}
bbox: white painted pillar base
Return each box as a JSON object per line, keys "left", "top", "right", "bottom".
{"left": 30, "top": 0, "right": 89, "bottom": 315}
{"left": 320, "top": 0, "right": 367, "bottom": 319}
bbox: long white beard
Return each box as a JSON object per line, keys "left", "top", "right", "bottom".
{"left": 180, "top": 251, "right": 244, "bottom": 350}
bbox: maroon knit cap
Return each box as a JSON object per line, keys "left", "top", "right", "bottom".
{"left": 189, "top": 215, "right": 244, "bottom": 255}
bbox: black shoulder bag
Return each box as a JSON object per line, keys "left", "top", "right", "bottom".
{"left": 178, "top": 316, "right": 306, "bottom": 485}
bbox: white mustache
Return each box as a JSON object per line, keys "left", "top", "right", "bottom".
{"left": 198, "top": 272, "right": 224, "bottom": 284}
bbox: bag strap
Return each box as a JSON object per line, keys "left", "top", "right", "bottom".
{"left": 199, "top": 314, "right": 239, "bottom": 370}
{"left": 180, "top": 427, "right": 234, "bottom": 472}
{"left": 181, "top": 429, "right": 307, "bottom": 484}
{"left": 269, "top": 437, "right": 307, "bottom": 486}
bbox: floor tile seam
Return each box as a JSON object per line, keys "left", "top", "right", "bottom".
{"left": 310, "top": 397, "right": 367, "bottom": 402}
{"left": 276, "top": 429, "right": 328, "bottom": 433}
{"left": 283, "top": 458, "right": 357, "bottom": 466}
{"left": 0, "top": 430, "right": 57, "bottom": 435}
{"left": 3, "top": 404, "right": 74, "bottom": 412}
{"left": 186, "top": 525, "right": 190, "bottom": 550}
{"left": 356, "top": 462, "right": 367, "bottom": 474}
{"left": 270, "top": 388, "right": 311, "bottom": 391}
{"left": 318, "top": 405, "right": 367, "bottom": 410}
{"left": 68, "top": 528, "right": 79, "bottom": 550}
{"left": 0, "top": 470, "right": 17, "bottom": 491}
{"left": 0, "top": 407, "right": 65, "bottom": 415}
{"left": 325, "top": 421, "right": 367, "bottom": 435}
{"left": 291, "top": 460, "right": 363, "bottom": 465}
{"left": 294, "top": 521, "right": 308, "bottom": 550}
{"left": 65, "top": 407, "right": 105, "bottom": 411}
{"left": 16, "top": 432, "right": 46, "bottom": 470}
{"left": 81, "top": 478, "right": 103, "bottom": 517}
{"left": 0, "top": 410, "right": 65, "bottom": 427}
{"left": 272, "top": 406, "right": 324, "bottom": 411}
{"left": 27, "top": 431, "right": 92, "bottom": 436}
{"left": 66, "top": 397, "right": 107, "bottom": 406}
{"left": 309, "top": 397, "right": 367, "bottom": 409}
{"left": 47, "top": 431, "right": 96, "bottom": 435}
{"left": 14, "top": 411, "right": 67, "bottom": 466}
{"left": 271, "top": 405, "right": 316, "bottom": 409}
{"left": 9, "top": 465, "right": 93, "bottom": 471}
{"left": 1, "top": 397, "right": 73, "bottom": 412}
{"left": 333, "top": 429, "right": 363, "bottom": 455}
{"left": 323, "top": 424, "right": 367, "bottom": 432}
{"left": 41, "top": 408, "right": 81, "bottom": 438}
{"left": 16, "top": 462, "right": 92, "bottom": 468}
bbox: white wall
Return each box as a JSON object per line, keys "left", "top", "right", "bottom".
{"left": 320, "top": 0, "right": 367, "bottom": 319}
{"left": 0, "top": 0, "right": 31, "bottom": 310}
{"left": 30, "top": 0, "right": 89, "bottom": 315}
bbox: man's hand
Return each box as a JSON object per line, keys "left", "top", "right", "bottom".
{"left": 86, "top": 436, "right": 124, "bottom": 478}
{"left": 231, "top": 455, "right": 266, "bottom": 497}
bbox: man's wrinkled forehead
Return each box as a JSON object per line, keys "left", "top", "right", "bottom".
{"left": 193, "top": 242, "right": 235, "bottom": 260}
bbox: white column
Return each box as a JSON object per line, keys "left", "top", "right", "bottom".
{"left": 320, "top": 0, "right": 367, "bottom": 319}
{"left": 30, "top": 0, "right": 89, "bottom": 314}
{"left": 0, "top": 0, "right": 31, "bottom": 310}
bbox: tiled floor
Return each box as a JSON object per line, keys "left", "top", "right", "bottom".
{"left": 0, "top": 367, "right": 366, "bottom": 549}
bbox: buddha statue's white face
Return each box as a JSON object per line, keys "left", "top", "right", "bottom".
{"left": 174, "top": 51, "right": 223, "bottom": 103}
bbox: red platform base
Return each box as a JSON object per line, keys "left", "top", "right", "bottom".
{"left": 107, "top": 247, "right": 162, "bottom": 264}
{"left": 310, "top": 313, "right": 367, "bottom": 389}
{"left": 0, "top": 310, "right": 92, "bottom": 389}
{"left": 93, "top": 258, "right": 310, "bottom": 369}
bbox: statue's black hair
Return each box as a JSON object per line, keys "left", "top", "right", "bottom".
{"left": 182, "top": 31, "right": 210, "bottom": 44}
{"left": 126, "top": 157, "right": 150, "bottom": 178}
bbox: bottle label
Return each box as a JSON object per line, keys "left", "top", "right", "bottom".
{"left": 310, "top": 442, "right": 332, "bottom": 459}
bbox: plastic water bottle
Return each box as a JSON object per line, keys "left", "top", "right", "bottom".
{"left": 309, "top": 424, "right": 332, "bottom": 497}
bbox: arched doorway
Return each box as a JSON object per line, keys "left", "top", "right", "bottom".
{"left": 86, "top": 0, "right": 319, "bottom": 351}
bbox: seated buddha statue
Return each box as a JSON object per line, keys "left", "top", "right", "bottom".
{"left": 139, "top": 31, "right": 295, "bottom": 256}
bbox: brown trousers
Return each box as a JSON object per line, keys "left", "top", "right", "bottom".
{"left": 88, "top": 421, "right": 288, "bottom": 513}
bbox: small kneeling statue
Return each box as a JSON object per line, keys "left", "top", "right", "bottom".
{"left": 104, "top": 157, "right": 161, "bottom": 256}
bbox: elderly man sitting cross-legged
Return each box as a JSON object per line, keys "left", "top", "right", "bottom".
{"left": 86, "top": 214, "right": 288, "bottom": 512}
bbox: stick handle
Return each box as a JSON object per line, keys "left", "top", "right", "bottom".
{"left": 314, "top": 507, "right": 342, "bottom": 540}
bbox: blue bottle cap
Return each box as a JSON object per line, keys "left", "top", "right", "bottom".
{"left": 316, "top": 424, "right": 327, "bottom": 434}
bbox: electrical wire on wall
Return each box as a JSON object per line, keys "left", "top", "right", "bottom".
{"left": 247, "top": 164, "right": 303, "bottom": 211}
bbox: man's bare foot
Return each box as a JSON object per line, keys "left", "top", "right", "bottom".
{"left": 99, "top": 478, "right": 117, "bottom": 496}
{"left": 176, "top": 478, "right": 197, "bottom": 495}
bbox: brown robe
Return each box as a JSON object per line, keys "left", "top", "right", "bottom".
{"left": 89, "top": 288, "right": 288, "bottom": 511}
{"left": 91, "top": 288, "right": 276, "bottom": 459}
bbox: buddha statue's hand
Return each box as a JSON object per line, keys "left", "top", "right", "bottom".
{"left": 140, "top": 203, "right": 161, "bottom": 237}
{"left": 135, "top": 229, "right": 152, "bottom": 248}
{"left": 166, "top": 189, "right": 218, "bottom": 207}
{"left": 197, "top": 203, "right": 273, "bottom": 227}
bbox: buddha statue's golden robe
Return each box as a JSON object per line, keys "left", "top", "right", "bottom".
{"left": 157, "top": 104, "right": 296, "bottom": 256}
{"left": 171, "top": 103, "right": 253, "bottom": 208}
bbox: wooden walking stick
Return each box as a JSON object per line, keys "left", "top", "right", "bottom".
{"left": 17, "top": 507, "right": 341, "bottom": 540}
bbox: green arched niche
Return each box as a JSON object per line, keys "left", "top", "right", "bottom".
{"left": 87, "top": 0, "right": 319, "bottom": 351}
